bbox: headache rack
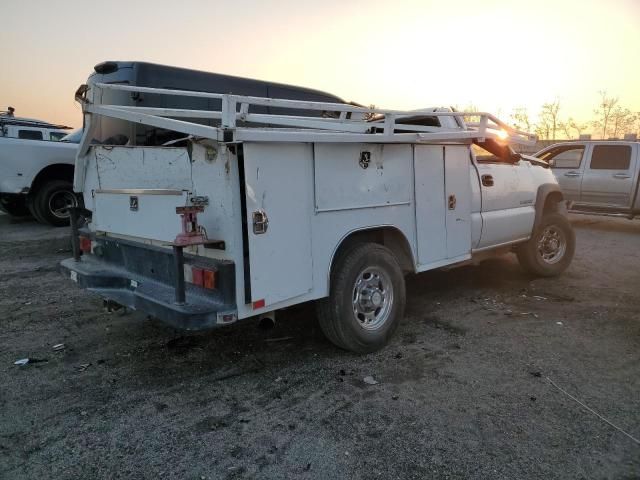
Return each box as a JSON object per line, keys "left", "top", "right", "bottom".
{"left": 74, "top": 82, "right": 536, "bottom": 189}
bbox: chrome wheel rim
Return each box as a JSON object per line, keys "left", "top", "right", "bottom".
{"left": 49, "top": 190, "right": 78, "bottom": 219}
{"left": 537, "top": 225, "right": 566, "bottom": 264}
{"left": 352, "top": 267, "right": 394, "bottom": 331}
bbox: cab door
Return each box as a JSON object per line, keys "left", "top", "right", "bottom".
{"left": 580, "top": 143, "right": 638, "bottom": 208}
{"left": 541, "top": 144, "right": 586, "bottom": 202}
{"left": 473, "top": 142, "right": 536, "bottom": 249}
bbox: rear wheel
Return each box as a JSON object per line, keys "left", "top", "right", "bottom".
{"left": 516, "top": 213, "right": 575, "bottom": 277}
{"left": 32, "top": 180, "right": 80, "bottom": 227}
{"left": 317, "top": 243, "right": 406, "bottom": 353}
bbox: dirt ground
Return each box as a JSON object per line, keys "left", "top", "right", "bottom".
{"left": 1, "top": 212, "right": 639, "bottom": 479}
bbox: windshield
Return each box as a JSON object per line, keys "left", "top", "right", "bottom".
{"left": 60, "top": 129, "right": 82, "bottom": 143}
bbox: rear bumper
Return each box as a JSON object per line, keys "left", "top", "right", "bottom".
{"left": 60, "top": 238, "right": 237, "bottom": 330}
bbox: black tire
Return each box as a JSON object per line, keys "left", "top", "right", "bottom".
{"left": 516, "top": 213, "right": 575, "bottom": 277}
{"left": 26, "top": 195, "right": 47, "bottom": 224}
{"left": 32, "top": 180, "right": 81, "bottom": 227}
{"left": 317, "top": 243, "right": 406, "bottom": 353}
{"left": 0, "top": 196, "right": 30, "bottom": 217}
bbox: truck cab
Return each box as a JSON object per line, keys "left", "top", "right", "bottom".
{"left": 0, "top": 110, "right": 73, "bottom": 142}
{"left": 536, "top": 141, "right": 640, "bottom": 218}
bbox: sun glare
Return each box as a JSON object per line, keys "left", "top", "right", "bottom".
{"left": 496, "top": 129, "right": 509, "bottom": 141}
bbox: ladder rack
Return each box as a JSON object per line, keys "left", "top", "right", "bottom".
{"left": 76, "top": 82, "right": 536, "bottom": 151}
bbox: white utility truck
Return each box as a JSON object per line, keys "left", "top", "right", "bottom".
{"left": 61, "top": 79, "right": 575, "bottom": 353}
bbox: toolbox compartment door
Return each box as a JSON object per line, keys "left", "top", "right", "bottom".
{"left": 414, "top": 145, "right": 471, "bottom": 267}
{"left": 86, "top": 146, "right": 193, "bottom": 242}
{"left": 242, "top": 143, "right": 313, "bottom": 306}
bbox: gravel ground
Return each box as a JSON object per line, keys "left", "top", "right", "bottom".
{"left": 1, "top": 213, "right": 639, "bottom": 479}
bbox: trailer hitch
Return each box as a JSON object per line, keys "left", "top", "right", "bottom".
{"left": 170, "top": 206, "right": 225, "bottom": 305}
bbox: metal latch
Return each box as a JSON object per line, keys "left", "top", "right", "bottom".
{"left": 252, "top": 210, "right": 269, "bottom": 234}
{"left": 448, "top": 194, "right": 457, "bottom": 210}
{"left": 359, "top": 151, "right": 371, "bottom": 169}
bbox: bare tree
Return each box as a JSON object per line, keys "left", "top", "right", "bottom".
{"left": 510, "top": 107, "right": 532, "bottom": 132}
{"left": 593, "top": 91, "right": 618, "bottom": 139}
{"left": 537, "top": 100, "right": 561, "bottom": 140}
{"left": 560, "top": 117, "right": 589, "bottom": 139}
{"left": 533, "top": 101, "right": 561, "bottom": 140}
{"left": 535, "top": 120, "right": 551, "bottom": 140}
{"left": 608, "top": 107, "right": 636, "bottom": 139}
{"left": 634, "top": 113, "right": 640, "bottom": 137}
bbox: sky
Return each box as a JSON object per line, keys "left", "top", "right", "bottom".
{"left": 1, "top": 0, "right": 639, "bottom": 130}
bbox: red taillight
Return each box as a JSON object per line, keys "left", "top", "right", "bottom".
{"left": 79, "top": 236, "right": 92, "bottom": 253}
{"left": 184, "top": 265, "right": 216, "bottom": 290}
{"left": 203, "top": 269, "right": 216, "bottom": 290}
{"left": 253, "top": 298, "right": 265, "bottom": 309}
{"left": 191, "top": 267, "right": 204, "bottom": 286}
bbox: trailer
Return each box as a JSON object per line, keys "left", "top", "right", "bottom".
{"left": 61, "top": 76, "right": 574, "bottom": 352}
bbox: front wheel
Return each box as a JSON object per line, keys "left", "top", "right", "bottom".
{"left": 516, "top": 212, "right": 575, "bottom": 277}
{"left": 317, "top": 243, "right": 406, "bottom": 353}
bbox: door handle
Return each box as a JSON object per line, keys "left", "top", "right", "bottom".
{"left": 564, "top": 172, "right": 581, "bottom": 177}
{"left": 613, "top": 173, "right": 631, "bottom": 179}
{"left": 448, "top": 194, "right": 457, "bottom": 210}
{"left": 481, "top": 174, "right": 494, "bottom": 187}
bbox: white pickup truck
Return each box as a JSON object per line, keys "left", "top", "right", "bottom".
{"left": 0, "top": 112, "right": 81, "bottom": 225}
{"left": 536, "top": 141, "right": 640, "bottom": 218}
{"left": 61, "top": 73, "right": 575, "bottom": 353}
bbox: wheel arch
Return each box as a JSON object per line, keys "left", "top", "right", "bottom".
{"left": 30, "top": 164, "right": 74, "bottom": 195}
{"left": 327, "top": 226, "right": 415, "bottom": 290}
{"left": 534, "top": 183, "right": 565, "bottom": 230}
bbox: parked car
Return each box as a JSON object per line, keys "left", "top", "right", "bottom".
{"left": 535, "top": 141, "right": 640, "bottom": 218}
{"left": 0, "top": 108, "right": 72, "bottom": 141}
{"left": 0, "top": 110, "right": 80, "bottom": 223}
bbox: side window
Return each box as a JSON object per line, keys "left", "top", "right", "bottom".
{"left": 18, "top": 129, "right": 44, "bottom": 140}
{"left": 590, "top": 145, "right": 631, "bottom": 170}
{"left": 540, "top": 146, "right": 584, "bottom": 169}
{"left": 49, "top": 131, "right": 68, "bottom": 141}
